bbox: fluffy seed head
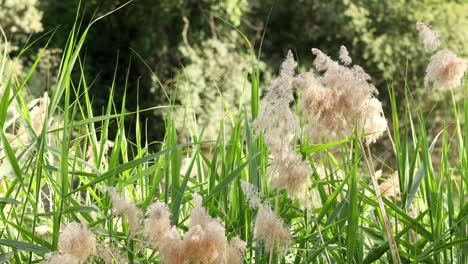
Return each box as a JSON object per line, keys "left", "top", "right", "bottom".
{"left": 180, "top": 157, "right": 197, "bottom": 178}
{"left": 58, "top": 222, "right": 96, "bottom": 261}
{"left": 184, "top": 193, "right": 226, "bottom": 263}
{"left": 253, "top": 50, "right": 300, "bottom": 148}
{"left": 29, "top": 93, "right": 49, "bottom": 134}
{"left": 268, "top": 147, "right": 312, "bottom": 204}
{"left": 424, "top": 50, "right": 467, "bottom": 90}
{"left": 35, "top": 225, "right": 52, "bottom": 235}
{"left": 378, "top": 171, "right": 401, "bottom": 200}
{"left": 295, "top": 48, "right": 386, "bottom": 145}
{"left": 184, "top": 221, "right": 226, "bottom": 263}
{"left": 358, "top": 98, "right": 387, "bottom": 144}
{"left": 240, "top": 180, "right": 262, "bottom": 209}
{"left": 96, "top": 243, "right": 128, "bottom": 264}
{"left": 339, "top": 46, "right": 352, "bottom": 66}
{"left": 147, "top": 195, "right": 228, "bottom": 264}
{"left": 311, "top": 48, "right": 337, "bottom": 71}
{"left": 254, "top": 206, "right": 291, "bottom": 254}
{"left": 241, "top": 182, "right": 291, "bottom": 254}
{"left": 108, "top": 188, "right": 142, "bottom": 239}
{"left": 42, "top": 253, "right": 80, "bottom": 264}
{"left": 226, "top": 236, "right": 246, "bottom": 264}
{"left": 189, "top": 193, "right": 212, "bottom": 228}
{"left": 158, "top": 226, "right": 185, "bottom": 264}
{"left": 145, "top": 201, "right": 171, "bottom": 247}
{"left": 416, "top": 22, "right": 441, "bottom": 52}
{"left": 86, "top": 140, "right": 114, "bottom": 172}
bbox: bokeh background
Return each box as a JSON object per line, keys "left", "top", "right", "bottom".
{"left": 2, "top": 0, "right": 467, "bottom": 147}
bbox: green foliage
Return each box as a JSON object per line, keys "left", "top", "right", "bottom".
{"left": 39, "top": 0, "right": 252, "bottom": 145}
{"left": 0, "top": 0, "right": 43, "bottom": 52}
{"left": 171, "top": 30, "right": 262, "bottom": 141}
{"left": 0, "top": 0, "right": 43, "bottom": 79}
{"left": 343, "top": 0, "right": 467, "bottom": 86}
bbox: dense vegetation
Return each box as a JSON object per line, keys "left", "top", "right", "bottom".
{"left": 0, "top": 1, "right": 467, "bottom": 263}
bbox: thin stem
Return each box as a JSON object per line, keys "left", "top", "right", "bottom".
{"left": 361, "top": 142, "right": 402, "bottom": 264}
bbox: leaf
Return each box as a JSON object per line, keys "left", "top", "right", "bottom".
{"left": 0, "top": 131, "right": 22, "bottom": 180}
{"left": 63, "top": 205, "right": 101, "bottom": 214}
{"left": 171, "top": 153, "right": 197, "bottom": 225}
{"left": 300, "top": 137, "right": 353, "bottom": 154}
{"left": 405, "top": 129, "right": 443, "bottom": 209}
{"left": 0, "top": 198, "right": 21, "bottom": 205}
{"left": 0, "top": 240, "right": 50, "bottom": 253}
{"left": 311, "top": 172, "right": 352, "bottom": 234}
{"left": 68, "top": 146, "right": 179, "bottom": 195}
{"left": 406, "top": 167, "right": 425, "bottom": 209}
{"left": 364, "top": 211, "right": 428, "bottom": 263}
{"left": 0, "top": 252, "right": 13, "bottom": 263}
{"left": 0, "top": 77, "right": 12, "bottom": 127}
{"left": 204, "top": 158, "right": 252, "bottom": 202}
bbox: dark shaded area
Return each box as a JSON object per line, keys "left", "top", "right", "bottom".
{"left": 34, "top": 0, "right": 466, "bottom": 147}
{"left": 40, "top": 0, "right": 216, "bottom": 145}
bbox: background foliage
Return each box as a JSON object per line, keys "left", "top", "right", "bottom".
{"left": 2, "top": 0, "right": 468, "bottom": 143}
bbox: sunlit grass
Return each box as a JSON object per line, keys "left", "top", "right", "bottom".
{"left": 0, "top": 6, "right": 467, "bottom": 264}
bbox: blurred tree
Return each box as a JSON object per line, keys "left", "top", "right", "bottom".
{"left": 21, "top": 0, "right": 466, "bottom": 145}
{"left": 0, "top": 0, "right": 43, "bottom": 80}
{"left": 249, "top": 0, "right": 467, "bottom": 98}
{"left": 171, "top": 30, "right": 261, "bottom": 141}
{"left": 39, "top": 0, "right": 250, "bottom": 146}
{"left": 342, "top": 0, "right": 467, "bottom": 91}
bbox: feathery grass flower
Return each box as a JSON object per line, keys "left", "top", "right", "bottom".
{"left": 42, "top": 222, "right": 96, "bottom": 263}
{"left": 424, "top": 50, "right": 467, "bottom": 90}
{"left": 58, "top": 222, "right": 96, "bottom": 260}
{"left": 226, "top": 236, "right": 246, "bottom": 264}
{"left": 145, "top": 194, "right": 227, "bottom": 264}
{"left": 184, "top": 193, "right": 226, "bottom": 263}
{"left": 240, "top": 180, "right": 262, "bottom": 209}
{"left": 42, "top": 253, "right": 81, "bottom": 264}
{"left": 96, "top": 243, "right": 128, "bottom": 264}
{"left": 378, "top": 171, "right": 401, "bottom": 200}
{"left": 254, "top": 206, "right": 292, "bottom": 254}
{"left": 108, "top": 188, "right": 143, "bottom": 239}
{"left": 253, "top": 50, "right": 300, "bottom": 149}
{"left": 295, "top": 47, "right": 386, "bottom": 145}
{"left": 241, "top": 181, "right": 291, "bottom": 255}
{"left": 416, "top": 22, "right": 441, "bottom": 52}
{"left": 339, "top": 45, "right": 352, "bottom": 66}
{"left": 29, "top": 92, "right": 49, "bottom": 135}
{"left": 86, "top": 140, "right": 114, "bottom": 172}
{"left": 144, "top": 201, "right": 171, "bottom": 247}
{"left": 268, "top": 147, "right": 312, "bottom": 205}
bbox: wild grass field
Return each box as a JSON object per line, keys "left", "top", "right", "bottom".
{"left": 0, "top": 4, "right": 467, "bottom": 264}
